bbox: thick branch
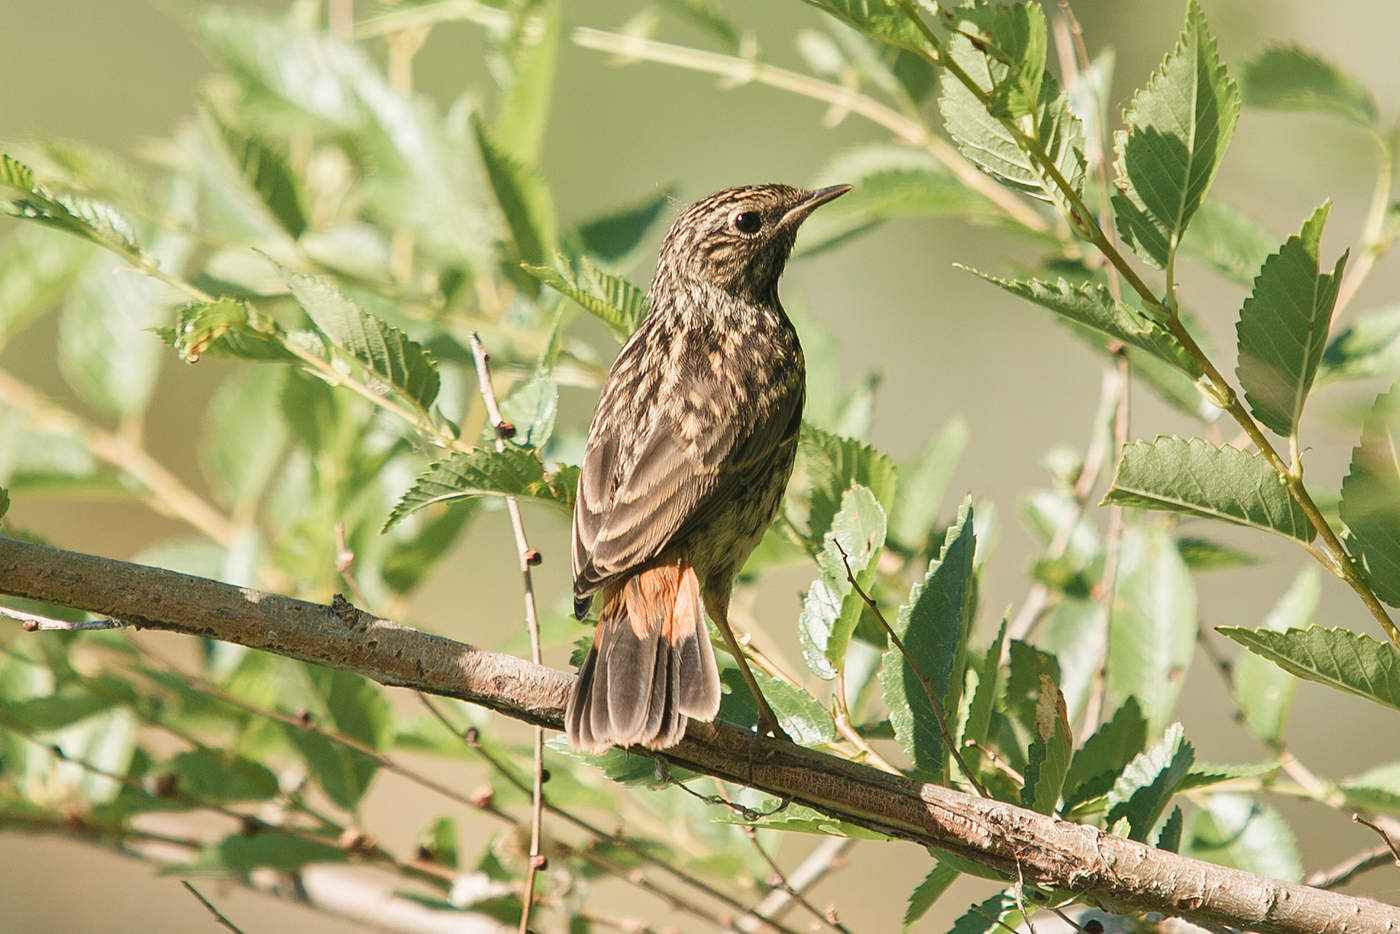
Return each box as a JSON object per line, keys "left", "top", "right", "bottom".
{"left": 2, "top": 536, "right": 1397, "bottom": 934}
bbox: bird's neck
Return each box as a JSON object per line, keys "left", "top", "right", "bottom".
{"left": 648, "top": 272, "right": 788, "bottom": 332}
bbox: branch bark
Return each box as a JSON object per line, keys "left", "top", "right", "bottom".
{"left": 2, "top": 535, "right": 1397, "bottom": 934}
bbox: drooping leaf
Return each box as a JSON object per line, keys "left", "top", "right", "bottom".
{"left": 962, "top": 269, "right": 1196, "bottom": 375}
{"left": 1185, "top": 793, "right": 1303, "bottom": 881}
{"left": 1104, "top": 722, "right": 1194, "bottom": 842}
{"left": 797, "top": 484, "right": 888, "bottom": 679}
{"left": 1020, "top": 673, "right": 1072, "bottom": 814}
{"left": 1104, "top": 437, "right": 1314, "bottom": 544}
{"left": 1235, "top": 202, "right": 1347, "bottom": 437}
{"left": 1062, "top": 696, "right": 1148, "bottom": 812}
{"left": 939, "top": 9, "right": 1084, "bottom": 209}
{"left": 284, "top": 666, "right": 393, "bottom": 811}
{"left": 1240, "top": 46, "right": 1378, "bottom": 128}
{"left": 1107, "top": 522, "right": 1197, "bottom": 735}
{"left": 880, "top": 499, "right": 976, "bottom": 777}
{"left": 384, "top": 447, "right": 577, "bottom": 530}
{"left": 286, "top": 272, "right": 440, "bottom": 411}
{"left": 1232, "top": 568, "right": 1318, "bottom": 745}
{"left": 1339, "top": 384, "right": 1400, "bottom": 605}
{"left": 571, "top": 186, "right": 675, "bottom": 265}
{"left": 472, "top": 115, "right": 556, "bottom": 273}
{"left": 904, "top": 863, "right": 959, "bottom": 931}
{"left": 1111, "top": 0, "right": 1239, "bottom": 267}
{"left": 521, "top": 260, "right": 647, "bottom": 340}
{"left": 1218, "top": 625, "right": 1400, "bottom": 711}
{"left": 1319, "top": 305, "right": 1400, "bottom": 384}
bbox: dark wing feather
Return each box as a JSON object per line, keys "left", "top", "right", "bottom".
{"left": 572, "top": 326, "right": 801, "bottom": 610}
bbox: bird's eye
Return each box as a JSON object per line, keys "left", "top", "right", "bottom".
{"left": 731, "top": 211, "right": 763, "bottom": 234}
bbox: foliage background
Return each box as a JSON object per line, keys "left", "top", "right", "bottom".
{"left": 2, "top": 0, "right": 1399, "bottom": 929}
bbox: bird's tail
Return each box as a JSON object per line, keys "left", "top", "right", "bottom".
{"left": 565, "top": 557, "right": 720, "bottom": 753}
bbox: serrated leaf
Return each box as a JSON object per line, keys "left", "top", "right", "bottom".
{"left": 1033, "top": 597, "right": 1101, "bottom": 726}
{"left": 800, "top": 145, "right": 999, "bottom": 254}
{"left": 891, "top": 417, "right": 967, "bottom": 552}
{"left": 1340, "top": 762, "right": 1400, "bottom": 815}
{"left": 1233, "top": 568, "right": 1318, "bottom": 745}
{"left": 212, "top": 117, "right": 307, "bottom": 239}
{"left": 1185, "top": 793, "right": 1302, "bottom": 881}
{"left": 712, "top": 798, "right": 887, "bottom": 838}
{"left": 796, "top": 423, "right": 898, "bottom": 551}
{"left": 286, "top": 273, "right": 440, "bottom": 410}
{"left": 880, "top": 499, "right": 976, "bottom": 778}
{"left": 496, "top": 372, "right": 558, "bottom": 451}
{"left": 161, "top": 298, "right": 294, "bottom": 363}
{"left": 385, "top": 447, "right": 576, "bottom": 530}
{"left": 904, "top": 863, "right": 958, "bottom": 931}
{"left": 521, "top": 260, "right": 647, "bottom": 340}
{"left": 2, "top": 154, "right": 146, "bottom": 260}
{"left": 798, "top": 485, "right": 887, "bottom": 679}
{"left": 939, "top": 17, "right": 1084, "bottom": 209}
{"left": 946, "top": 893, "right": 1020, "bottom": 934}
{"left": 1178, "top": 761, "right": 1280, "bottom": 792}
{"left": 1235, "top": 202, "right": 1347, "bottom": 437}
{"left": 0, "top": 226, "right": 90, "bottom": 347}
{"left": 1105, "top": 722, "right": 1194, "bottom": 842}
{"left": 1104, "top": 437, "right": 1314, "bottom": 544}
{"left": 284, "top": 667, "right": 392, "bottom": 811}
{"left": 958, "top": 619, "right": 1005, "bottom": 756}
{"left": 1107, "top": 522, "right": 1197, "bottom": 735}
{"left": 1021, "top": 673, "right": 1072, "bottom": 813}
{"left": 572, "top": 186, "right": 675, "bottom": 265}
{"left": 1340, "top": 385, "right": 1400, "bottom": 605}
{"left": 1062, "top": 696, "right": 1148, "bottom": 812}
{"left": 1319, "top": 305, "right": 1400, "bottom": 384}
{"left": 963, "top": 268, "right": 1196, "bottom": 375}
{"left": 1111, "top": 0, "right": 1239, "bottom": 267}
{"left": 1218, "top": 625, "right": 1400, "bottom": 711}
{"left": 1240, "top": 46, "right": 1377, "bottom": 128}
{"left": 718, "top": 667, "right": 836, "bottom": 746}
{"left": 797, "top": 0, "right": 929, "bottom": 53}
{"left": 1157, "top": 805, "right": 1184, "bottom": 852}
{"left": 473, "top": 115, "right": 556, "bottom": 272}
{"left": 1181, "top": 199, "right": 1278, "bottom": 285}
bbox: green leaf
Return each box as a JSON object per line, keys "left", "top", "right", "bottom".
{"left": 904, "top": 863, "right": 958, "bottom": 931}
{"left": 800, "top": 145, "right": 999, "bottom": 254}
{"left": 385, "top": 447, "right": 576, "bottom": 530}
{"left": 1319, "top": 305, "right": 1400, "bottom": 384}
{"left": 946, "top": 893, "right": 1019, "bottom": 934}
{"left": 1062, "top": 696, "right": 1148, "bottom": 812}
{"left": 798, "top": 484, "right": 888, "bottom": 679}
{"left": 521, "top": 260, "right": 647, "bottom": 340}
{"left": 160, "top": 298, "right": 294, "bottom": 363}
{"left": 797, "top": 0, "right": 929, "bottom": 53}
{"left": 880, "top": 499, "right": 976, "bottom": 778}
{"left": 1, "top": 154, "right": 146, "bottom": 260}
{"left": 656, "top": 0, "right": 741, "bottom": 51}
{"left": 212, "top": 117, "right": 307, "bottom": 239}
{"left": 1180, "top": 199, "right": 1279, "bottom": 286}
{"left": 571, "top": 186, "right": 675, "bottom": 265}
{"left": 1176, "top": 536, "right": 1259, "bottom": 570}
{"left": 201, "top": 368, "right": 290, "bottom": 510}
{"left": 1218, "top": 625, "right": 1400, "bottom": 712}
{"left": 1240, "top": 46, "right": 1377, "bottom": 128}
{"left": 1178, "top": 761, "right": 1280, "bottom": 792}
{"left": 496, "top": 372, "right": 558, "bottom": 451}
{"left": 1340, "top": 384, "right": 1400, "bottom": 605}
{"left": 1107, "top": 522, "right": 1197, "bottom": 735}
{"left": 417, "top": 816, "right": 459, "bottom": 869}
{"left": 939, "top": 13, "right": 1084, "bottom": 208}
{"left": 796, "top": 423, "right": 899, "bottom": 550}
{"left": 284, "top": 667, "right": 393, "bottom": 811}
{"left": 184, "top": 831, "right": 347, "bottom": 873}
{"left": 493, "top": 1, "right": 559, "bottom": 166}
{"left": 1233, "top": 568, "right": 1318, "bottom": 745}
{"left": 163, "top": 750, "right": 279, "bottom": 803}
{"left": 1020, "top": 674, "right": 1073, "bottom": 814}
{"left": 1156, "top": 805, "right": 1184, "bottom": 852}
{"left": 1111, "top": 0, "right": 1239, "bottom": 267}
{"left": 957, "top": 619, "right": 1005, "bottom": 758}
{"left": 1105, "top": 722, "right": 1194, "bottom": 842}
{"left": 1340, "top": 762, "right": 1400, "bottom": 815}
{"left": 712, "top": 798, "right": 887, "bottom": 838}
{"left": 0, "top": 226, "right": 90, "bottom": 347}
{"left": 891, "top": 417, "right": 967, "bottom": 552}
{"left": 0, "top": 486, "right": 8, "bottom": 520}
{"left": 286, "top": 272, "right": 440, "bottom": 411}
{"left": 718, "top": 668, "right": 836, "bottom": 746}
{"left": 1235, "top": 203, "right": 1347, "bottom": 437}
{"left": 962, "top": 269, "right": 1196, "bottom": 375}
{"left": 1104, "top": 437, "right": 1314, "bottom": 544}
{"left": 472, "top": 115, "right": 556, "bottom": 272}
{"left": 1185, "top": 793, "right": 1302, "bottom": 881}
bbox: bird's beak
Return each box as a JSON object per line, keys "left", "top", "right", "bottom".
{"left": 779, "top": 184, "right": 853, "bottom": 228}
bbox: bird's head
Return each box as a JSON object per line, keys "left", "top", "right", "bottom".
{"left": 654, "top": 183, "right": 852, "bottom": 304}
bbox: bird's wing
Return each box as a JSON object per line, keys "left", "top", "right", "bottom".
{"left": 571, "top": 340, "right": 801, "bottom": 607}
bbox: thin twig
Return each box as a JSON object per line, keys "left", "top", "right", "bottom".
{"left": 833, "top": 540, "right": 988, "bottom": 797}
{"left": 742, "top": 837, "right": 855, "bottom": 932}
{"left": 468, "top": 333, "right": 547, "bottom": 934}
{"left": 3, "top": 606, "right": 127, "bottom": 631}
{"left": 1305, "top": 844, "right": 1400, "bottom": 890}
{"left": 181, "top": 881, "right": 248, "bottom": 934}
{"left": 832, "top": 668, "right": 901, "bottom": 774}
{"left": 1353, "top": 814, "right": 1400, "bottom": 865}
{"left": 744, "top": 826, "right": 851, "bottom": 933}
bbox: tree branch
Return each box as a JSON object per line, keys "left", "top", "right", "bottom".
{"left": 2, "top": 535, "right": 1397, "bottom": 934}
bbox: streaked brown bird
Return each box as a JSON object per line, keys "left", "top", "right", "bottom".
{"left": 565, "top": 182, "right": 851, "bottom": 753}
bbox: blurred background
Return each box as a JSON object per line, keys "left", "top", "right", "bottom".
{"left": 3, "top": 0, "right": 1399, "bottom": 930}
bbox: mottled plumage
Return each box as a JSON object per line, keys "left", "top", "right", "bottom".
{"left": 566, "top": 183, "right": 851, "bottom": 753}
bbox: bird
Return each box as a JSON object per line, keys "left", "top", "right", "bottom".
{"left": 565, "top": 182, "right": 852, "bottom": 753}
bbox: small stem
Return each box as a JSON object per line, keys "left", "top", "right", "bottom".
{"left": 833, "top": 540, "right": 988, "bottom": 797}
{"left": 741, "top": 836, "right": 855, "bottom": 932}
{"left": 1332, "top": 132, "right": 1396, "bottom": 321}
{"left": 181, "top": 881, "right": 248, "bottom": 934}
{"left": 832, "top": 668, "right": 902, "bottom": 774}
{"left": 1305, "top": 844, "right": 1400, "bottom": 890}
{"left": 744, "top": 827, "right": 852, "bottom": 933}
{"left": 1353, "top": 814, "right": 1400, "bottom": 866}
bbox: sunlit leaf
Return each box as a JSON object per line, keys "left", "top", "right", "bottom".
{"left": 1339, "top": 384, "right": 1400, "bottom": 605}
